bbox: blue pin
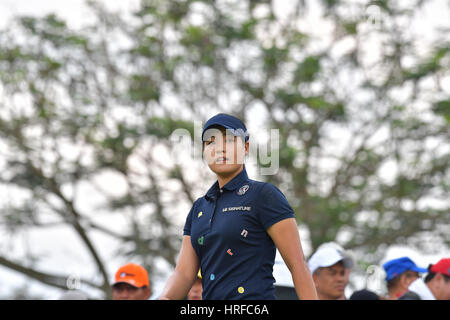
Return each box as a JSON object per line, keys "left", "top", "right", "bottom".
{"left": 210, "top": 274, "right": 215, "bottom": 281}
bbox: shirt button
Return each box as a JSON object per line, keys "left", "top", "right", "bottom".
{"left": 220, "top": 189, "right": 223, "bottom": 193}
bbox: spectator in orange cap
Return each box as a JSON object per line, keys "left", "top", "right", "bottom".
{"left": 111, "top": 263, "right": 151, "bottom": 300}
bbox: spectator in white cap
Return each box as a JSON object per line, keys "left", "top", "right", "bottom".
{"left": 308, "top": 245, "right": 353, "bottom": 300}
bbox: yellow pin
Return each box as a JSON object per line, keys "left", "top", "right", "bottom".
{"left": 238, "top": 286, "right": 245, "bottom": 294}
{"left": 198, "top": 211, "right": 203, "bottom": 218}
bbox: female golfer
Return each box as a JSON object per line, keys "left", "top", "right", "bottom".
{"left": 160, "top": 113, "right": 318, "bottom": 300}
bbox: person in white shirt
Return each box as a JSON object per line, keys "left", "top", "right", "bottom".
{"left": 399, "top": 258, "right": 450, "bottom": 300}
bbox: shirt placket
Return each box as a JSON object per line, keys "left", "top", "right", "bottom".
{"left": 208, "top": 188, "right": 223, "bottom": 230}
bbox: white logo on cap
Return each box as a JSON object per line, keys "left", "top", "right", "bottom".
{"left": 120, "top": 272, "right": 135, "bottom": 278}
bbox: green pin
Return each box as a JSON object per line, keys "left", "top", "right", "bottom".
{"left": 198, "top": 236, "right": 204, "bottom": 245}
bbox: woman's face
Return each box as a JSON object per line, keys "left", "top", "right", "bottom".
{"left": 203, "top": 128, "right": 248, "bottom": 176}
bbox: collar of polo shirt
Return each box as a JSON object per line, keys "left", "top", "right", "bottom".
{"left": 205, "top": 167, "right": 249, "bottom": 200}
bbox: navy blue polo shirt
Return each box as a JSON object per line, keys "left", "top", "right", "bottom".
{"left": 183, "top": 168, "right": 295, "bottom": 300}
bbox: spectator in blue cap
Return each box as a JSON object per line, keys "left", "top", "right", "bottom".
{"left": 382, "top": 256, "right": 427, "bottom": 299}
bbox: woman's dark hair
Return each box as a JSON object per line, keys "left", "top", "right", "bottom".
{"left": 387, "top": 276, "right": 400, "bottom": 290}
{"left": 387, "top": 271, "right": 419, "bottom": 290}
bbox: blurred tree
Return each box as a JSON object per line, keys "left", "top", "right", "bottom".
{"left": 0, "top": 0, "right": 449, "bottom": 298}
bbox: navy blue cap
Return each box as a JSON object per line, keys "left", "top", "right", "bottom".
{"left": 383, "top": 257, "right": 428, "bottom": 281}
{"left": 202, "top": 113, "right": 249, "bottom": 142}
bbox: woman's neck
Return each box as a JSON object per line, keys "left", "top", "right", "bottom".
{"left": 217, "top": 166, "right": 244, "bottom": 189}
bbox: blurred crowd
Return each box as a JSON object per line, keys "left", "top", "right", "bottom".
{"left": 59, "top": 244, "right": 450, "bottom": 300}
{"left": 306, "top": 244, "right": 449, "bottom": 300}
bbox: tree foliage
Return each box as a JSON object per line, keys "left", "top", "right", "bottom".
{"left": 0, "top": 0, "right": 449, "bottom": 298}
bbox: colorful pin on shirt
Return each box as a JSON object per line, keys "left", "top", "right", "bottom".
{"left": 197, "top": 211, "right": 203, "bottom": 218}
{"left": 241, "top": 229, "right": 248, "bottom": 237}
{"left": 210, "top": 274, "right": 215, "bottom": 281}
{"left": 238, "top": 286, "right": 245, "bottom": 294}
{"left": 198, "top": 236, "right": 204, "bottom": 245}
{"left": 227, "top": 249, "right": 233, "bottom": 256}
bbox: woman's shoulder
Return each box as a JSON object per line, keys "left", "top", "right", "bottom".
{"left": 247, "top": 179, "right": 284, "bottom": 196}
{"left": 188, "top": 197, "right": 204, "bottom": 211}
